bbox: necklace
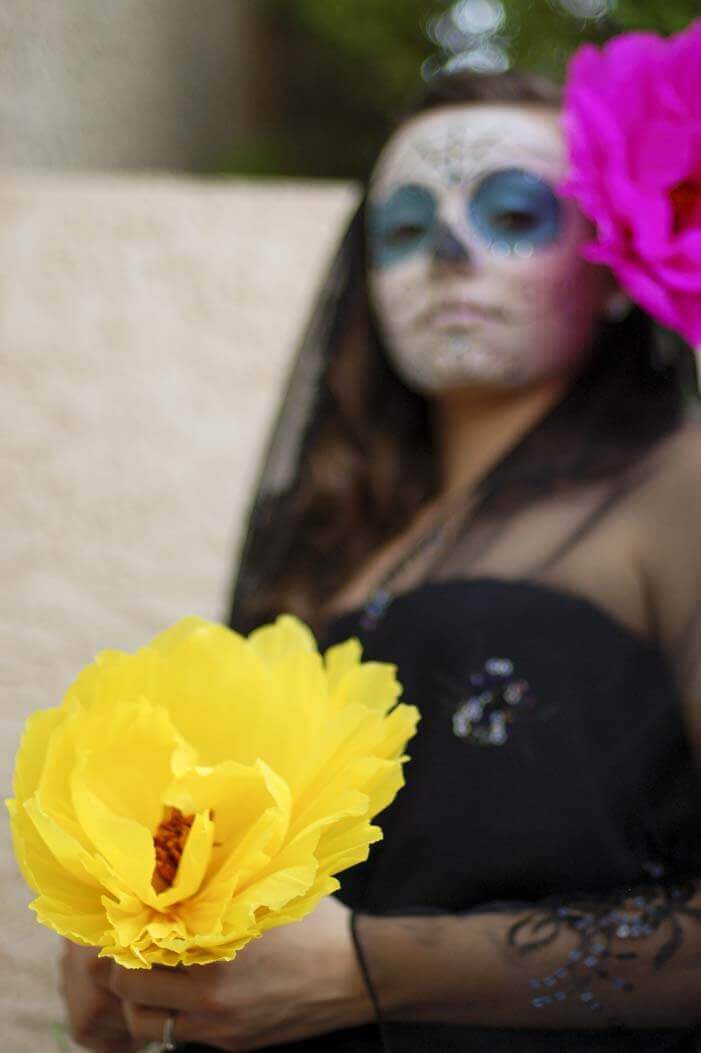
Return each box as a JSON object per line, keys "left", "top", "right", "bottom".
{"left": 358, "top": 486, "right": 478, "bottom": 632}
{"left": 359, "top": 523, "right": 449, "bottom": 630}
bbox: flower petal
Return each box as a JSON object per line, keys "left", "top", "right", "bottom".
{"left": 11, "top": 707, "right": 63, "bottom": 801}
{"left": 324, "top": 638, "right": 363, "bottom": 696}
{"left": 232, "top": 824, "right": 322, "bottom": 913}
{"left": 23, "top": 795, "right": 104, "bottom": 891}
{"left": 71, "top": 768, "right": 157, "bottom": 905}
{"left": 332, "top": 662, "right": 402, "bottom": 715}
{"left": 155, "top": 810, "right": 215, "bottom": 909}
{"left": 152, "top": 624, "right": 275, "bottom": 768}
{"left": 561, "top": 24, "right": 701, "bottom": 343}
{"left": 633, "top": 121, "right": 693, "bottom": 188}
{"left": 164, "top": 761, "right": 273, "bottom": 857}
{"left": 248, "top": 614, "right": 317, "bottom": 669}
{"left": 9, "top": 613, "right": 418, "bottom": 968}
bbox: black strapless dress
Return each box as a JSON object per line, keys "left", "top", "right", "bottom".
{"left": 189, "top": 577, "right": 701, "bottom": 1052}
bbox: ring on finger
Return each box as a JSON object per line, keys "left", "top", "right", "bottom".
{"left": 161, "top": 1009, "right": 178, "bottom": 1051}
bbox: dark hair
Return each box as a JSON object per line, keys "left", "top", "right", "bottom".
{"left": 230, "top": 69, "right": 698, "bottom": 636}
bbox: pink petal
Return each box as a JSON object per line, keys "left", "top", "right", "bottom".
{"left": 599, "top": 33, "right": 666, "bottom": 119}
{"left": 562, "top": 22, "right": 701, "bottom": 346}
{"left": 666, "top": 18, "right": 701, "bottom": 105}
{"left": 630, "top": 195, "right": 673, "bottom": 255}
{"left": 632, "top": 122, "right": 693, "bottom": 188}
{"left": 567, "top": 87, "right": 627, "bottom": 171}
{"left": 613, "top": 259, "right": 682, "bottom": 332}
{"left": 654, "top": 79, "right": 688, "bottom": 121}
{"left": 581, "top": 241, "right": 620, "bottom": 267}
{"left": 652, "top": 231, "right": 701, "bottom": 291}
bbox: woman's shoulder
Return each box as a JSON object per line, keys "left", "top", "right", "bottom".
{"left": 631, "top": 410, "right": 701, "bottom": 582}
{"left": 625, "top": 412, "right": 701, "bottom": 677}
{"left": 621, "top": 411, "right": 701, "bottom": 566}
{"left": 638, "top": 409, "right": 701, "bottom": 490}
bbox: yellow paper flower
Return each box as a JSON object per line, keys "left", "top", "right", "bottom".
{"left": 6, "top": 616, "right": 419, "bottom": 969}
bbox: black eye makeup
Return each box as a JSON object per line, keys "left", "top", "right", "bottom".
{"left": 368, "top": 167, "right": 564, "bottom": 268}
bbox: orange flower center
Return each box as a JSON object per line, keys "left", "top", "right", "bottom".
{"left": 671, "top": 179, "right": 701, "bottom": 233}
{"left": 153, "top": 807, "right": 194, "bottom": 890}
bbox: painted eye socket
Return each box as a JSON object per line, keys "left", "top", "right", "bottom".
{"left": 469, "top": 168, "right": 562, "bottom": 250}
{"left": 386, "top": 222, "right": 429, "bottom": 245}
{"left": 368, "top": 184, "right": 437, "bottom": 267}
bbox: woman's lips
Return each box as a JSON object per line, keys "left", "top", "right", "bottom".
{"left": 430, "top": 303, "right": 499, "bottom": 328}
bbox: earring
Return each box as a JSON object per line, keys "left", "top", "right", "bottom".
{"left": 604, "top": 292, "right": 633, "bottom": 322}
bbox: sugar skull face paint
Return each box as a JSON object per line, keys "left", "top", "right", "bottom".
{"left": 370, "top": 167, "right": 563, "bottom": 267}
{"left": 367, "top": 104, "right": 614, "bottom": 393}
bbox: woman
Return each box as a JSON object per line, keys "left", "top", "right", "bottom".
{"left": 62, "top": 29, "right": 701, "bottom": 1053}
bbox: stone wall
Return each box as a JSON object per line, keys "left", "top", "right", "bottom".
{"left": 0, "top": 172, "right": 358, "bottom": 1050}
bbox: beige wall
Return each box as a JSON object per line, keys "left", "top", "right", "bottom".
{"left": 0, "top": 1, "right": 254, "bottom": 171}
{"left": 0, "top": 173, "right": 358, "bottom": 1050}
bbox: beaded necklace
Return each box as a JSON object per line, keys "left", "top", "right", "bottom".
{"left": 356, "top": 479, "right": 496, "bottom": 633}
{"left": 359, "top": 515, "right": 453, "bottom": 631}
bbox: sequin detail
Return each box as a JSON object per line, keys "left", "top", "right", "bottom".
{"left": 452, "top": 657, "right": 535, "bottom": 746}
{"left": 359, "top": 588, "right": 394, "bottom": 632}
{"left": 509, "top": 867, "right": 701, "bottom": 1026}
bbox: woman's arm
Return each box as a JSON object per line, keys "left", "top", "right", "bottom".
{"left": 354, "top": 876, "right": 701, "bottom": 1030}
{"left": 98, "top": 882, "right": 701, "bottom": 1050}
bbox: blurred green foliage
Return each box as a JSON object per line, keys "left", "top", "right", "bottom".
{"left": 278, "top": 0, "right": 436, "bottom": 110}
{"left": 221, "top": 1, "right": 698, "bottom": 180}
{"left": 614, "top": 0, "right": 699, "bottom": 32}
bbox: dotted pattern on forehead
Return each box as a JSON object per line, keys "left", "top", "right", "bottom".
{"left": 412, "top": 127, "right": 519, "bottom": 187}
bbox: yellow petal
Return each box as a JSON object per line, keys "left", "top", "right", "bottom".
{"left": 11, "top": 707, "right": 63, "bottom": 801}
{"left": 103, "top": 889, "right": 152, "bottom": 948}
{"left": 376, "top": 703, "right": 421, "bottom": 760}
{"left": 291, "top": 704, "right": 386, "bottom": 822}
{"left": 7, "top": 796, "right": 48, "bottom": 892}
{"left": 315, "top": 819, "right": 383, "bottom": 876}
{"left": 164, "top": 761, "right": 272, "bottom": 853}
{"left": 333, "top": 662, "right": 402, "bottom": 715}
{"left": 65, "top": 646, "right": 159, "bottom": 714}
{"left": 74, "top": 698, "right": 197, "bottom": 833}
{"left": 180, "top": 760, "right": 292, "bottom": 931}
{"left": 231, "top": 824, "right": 321, "bottom": 913}
{"left": 147, "top": 616, "right": 222, "bottom": 657}
{"left": 155, "top": 629, "right": 275, "bottom": 768}
{"left": 30, "top": 894, "right": 108, "bottom": 944}
{"left": 324, "top": 638, "right": 363, "bottom": 699}
{"left": 9, "top": 611, "right": 420, "bottom": 969}
{"left": 35, "top": 709, "right": 94, "bottom": 852}
{"left": 23, "top": 795, "right": 104, "bottom": 891}
{"left": 263, "top": 651, "right": 327, "bottom": 787}
{"left": 177, "top": 870, "right": 241, "bottom": 935}
{"left": 248, "top": 614, "right": 317, "bottom": 669}
{"left": 155, "top": 810, "right": 214, "bottom": 909}
{"left": 71, "top": 769, "right": 156, "bottom": 905}
{"left": 256, "top": 874, "right": 340, "bottom": 933}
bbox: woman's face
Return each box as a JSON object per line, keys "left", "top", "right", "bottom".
{"left": 367, "top": 103, "right": 615, "bottom": 394}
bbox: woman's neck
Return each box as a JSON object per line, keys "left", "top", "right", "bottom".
{"left": 432, "top": 375, "right": 571, "bottom": 499}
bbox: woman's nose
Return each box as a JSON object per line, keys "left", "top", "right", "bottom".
{"left": 432, "top": 221, "right": 472, "bottom": 265}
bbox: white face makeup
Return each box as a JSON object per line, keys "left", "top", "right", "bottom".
{"left": 367, "top": 104, "right": 613, "bottom": 394}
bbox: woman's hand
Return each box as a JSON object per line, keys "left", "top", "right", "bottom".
{"left": 60, "top": 941, "right": 142, "bottom": 1053}
{"left": 107, "top": 895, "right": 373, "bottom": 1051}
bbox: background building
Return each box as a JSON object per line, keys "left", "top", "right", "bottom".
{"left": 0, "top": 0, "right": 257, "bottom": 172}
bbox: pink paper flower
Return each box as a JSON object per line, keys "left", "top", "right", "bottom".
{"left": 558, "top": 20, "right": 701, "bottom": 346}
